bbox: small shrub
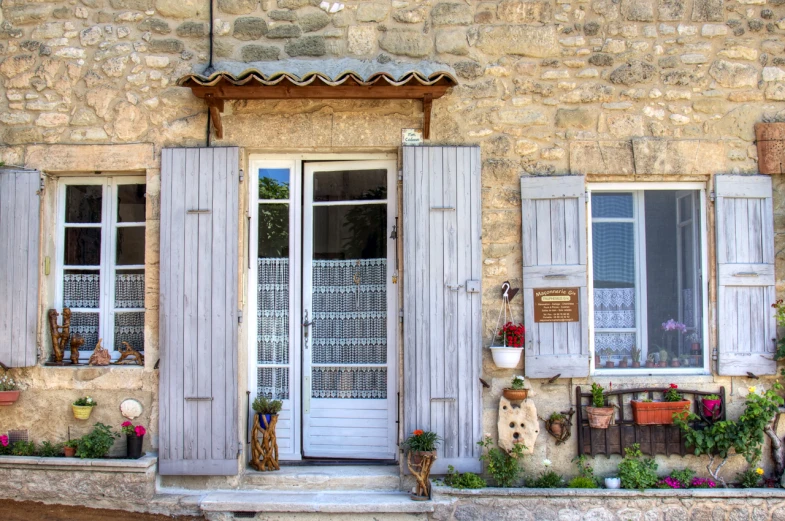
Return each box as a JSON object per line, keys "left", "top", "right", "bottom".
{"left": 510, "top": 376, "right": 526, "bottom": 390}
{"left": 527, "top": 470, "right": 564, "bottom": 488}
{"left": 669, "top": 468, "right": 696, "bottom": 488}
{"left": 478, "top": 437, "right": 525, "bottom": 487}
{"left": 568, "top": 476, "right": 599, "bottom": 488}
{"left": 73, "top": 396, "right": 96, "bottom": 407}
{"left": 737, "top": 467, "right": 764, "bottom": 488}
{"left": 11, "top": 441, "right": 37, "bottom": 456}
{"left": 38, "top": 441, "right": 63, "bottom": 457}
{"left": 618, "top": 444, "right": 658, "bottom": 490}
{"left": 444, "top": 465, "right": 486, "bottom": 489}
{"left": 75, "top": 423, "right": 118, "bottom": 459}
{"left": 401, "top": 430, "right": 441, "bottom": 453}
{"left": 251, "top": 396, "right": 283, "bottom": 415}
{"left": 0, "top": 375, "right": 19, "bottom": 391}
{"left": 590, "top": 382, "right": 607, "bottom": 408}
{"left": 572, "top": 454, "right": 599, "bottom": 487}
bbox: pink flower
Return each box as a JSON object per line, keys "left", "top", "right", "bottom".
{"left": 135, "top": 425, "right": 146, "bottom": 437}
{"left": 0, "top": 435, "right": 8, "bottom": 447}
{"left": 122, "top": 421, "right": 132, "bottom": 427}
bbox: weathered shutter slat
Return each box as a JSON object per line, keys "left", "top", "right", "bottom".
{"left": 521, "top": 175, "right": 589, "bottom": 378}
{"left": 0, "top": 170, "right": 40, "bottom": 368}
{"left": 403, "top": 146, "right": 482, "bottom": 474}
{"left": 716, "top": 175, "right": 776, "bottom": 376}
{"left": 159, "top": 147, "right": 239, "bottom": 475}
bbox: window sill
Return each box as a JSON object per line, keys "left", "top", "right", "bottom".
{"left": 589, "top": 372, "right": 716, "bottom": 385}
{"left": 40, "top": 363, "right": 145, "bottom": 370}
{"left": 0, "top": 452, "right": 156, "bottom": 473}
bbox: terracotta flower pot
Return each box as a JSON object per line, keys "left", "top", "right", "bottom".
{"left": 502, "top": 388, "right": 528, "bottom": 401}
{"left": 631, "top": 400, "right": 690, "bottom": 425}
{"left": 670, "top": 360, "right": 680, "bottom": 368}
{"left": 0, "top": 390, "right": 20, "bottom": 406}
{"left": 632, "top": 362, "right": 641, "bottom": 368}
{"left": 605, "top": 361, "right": 615, "bottom": 368}
{"left": 646, "top": 361, "right": 655, "bottom": 368}
{"left": 702, "top": 398, "right": 722, "bottom": 419}
{"left": 64, "top": 446, "right": 76, "bottom": 457}
{"left": 586, "top": 406, "right": 614, "bottom": 429}
{"left": 550, "top": 422, "right": 564, "bottom": 437}
{"left": 658, "top": 362, "right": 667, "bottom": 368}
{"left": 618, "top": 360, "right": 628, "bottom": 368}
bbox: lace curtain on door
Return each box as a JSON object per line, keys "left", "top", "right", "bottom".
{"left": 258, "top": 258, "right": 289, "bottom": 399}
{"left": 312, "top": 259, "right": 387, "bottom": 399}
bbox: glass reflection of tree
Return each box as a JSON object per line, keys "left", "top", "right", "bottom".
{"left": 342, "top": 187, "right": 386, "bottom": 259}
{"left": 258, "top": 177, "right": 290, "bottom": 259}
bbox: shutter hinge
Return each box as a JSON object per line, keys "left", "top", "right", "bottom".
{"left": 238, "top": 310, "right": 243, "bottom": 324}
{"left": 37, "top": 176, "right": 45, "bottom": 195}
{"left": 712, "top": 348, "right": 718, "bottom": 361}
{"left": 399, "top": 308, "right": 404, "bottom": 324}
{"left": 239, "top": 169, "right": 244, "bottom": 182}
{"left": 398, "top": 170, "right": 403, "bottom": 182}
{"left": 709, "top": 191, "right": 715, "bottom": 203}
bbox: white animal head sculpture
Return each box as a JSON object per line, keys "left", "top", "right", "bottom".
{"left": 497, "top": 396, "right": 538, "bottom": 454}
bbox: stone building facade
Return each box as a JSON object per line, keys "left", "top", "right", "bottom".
{"left": 1, "top": 0, "right": 785, "bottom": 512}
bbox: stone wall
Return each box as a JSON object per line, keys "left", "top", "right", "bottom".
{"left": 1, "top": 0, "right": 785, "bottom": 482}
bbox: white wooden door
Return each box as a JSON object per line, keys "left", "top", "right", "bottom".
{"left": 302, "top": 160, "right": 398, "bottom": 459}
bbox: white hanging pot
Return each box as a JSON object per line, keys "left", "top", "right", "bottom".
{"left": 489, "top": 347, "right": 523, "bottom": 369}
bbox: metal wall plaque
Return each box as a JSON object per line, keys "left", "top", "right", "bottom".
{"left": 402, "top": 128, "right": 423, "bottom": 146}
{"left": 533, "top": 288, "right": 579, "bottom": 323}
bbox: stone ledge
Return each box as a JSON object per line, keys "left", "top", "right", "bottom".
{"left": 200, "top": 491, "right": 435, "bottom": 513}
{"left": 433, "top": 485, "right": 785, "bottom": 499}
{"left": 0, "top": 452, "right": 157, "bottom": 473}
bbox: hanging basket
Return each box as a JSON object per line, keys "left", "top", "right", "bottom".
{"left": 490, "top": 347, "right": 523, "bottom": 369}
{"left": 72, "top": 404, "right": 95, "bottom": 420}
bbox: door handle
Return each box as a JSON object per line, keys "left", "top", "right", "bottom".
{"left": 303, "top": 310, "right": 314, "bottom": 347}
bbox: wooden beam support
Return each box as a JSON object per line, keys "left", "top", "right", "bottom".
{"left": 422, "top": 94, "right": 433, "bottom": 140}
{"left": 186, "top": 82, "right": 451, "bottom": 101}
{"left": 205, "top": 95, "right": 224, "bottom": 139}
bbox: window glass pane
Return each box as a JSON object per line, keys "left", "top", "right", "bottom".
{"left": 65, "top": 185, "right": 102, "bottom": 224}
{"left": 313, "top": 169, "right": 386, "bottom": 202}
{"left": 63, "top": 269, "right": 99, "bottom": 308}
{"left": 71, "top": 312, "right": 99, "bottom": 351}
{"left": 115, "top": 268, "right": 144, "bottom": 308}
{"left": 64, "top": 228, "right": 101, "bottom": 265}
{"left": 115, "top": 311, "right": 144, "bottom": 352}
{"left": 258, "top": 204, "right": 289, "bottom": 258}
{"left": 259, "top": 169, "right": 290, "bottom": 200}
{"left": 117, "top": 184, "right": 146, "bottom": 223}
{"left": 592, "top": 192, "right": 633, "bottom": 219}
{"left": 116, "top": 226, "right": 145, "bottom": 265}
{"left": 313, "top": 204, "right": 386, "bottom": 260}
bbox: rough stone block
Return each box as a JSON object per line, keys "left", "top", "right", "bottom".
{"left": 267, "top": 24, "right": 302, "bottom": 38}
{"left": 148, "top": 39, "right": 184, "bottom": 54}
{"left": 284, "top": 35, "right": 325, "bottom": 56}
{"left": 155, "top": 0, "right": 205, "bottom": 18}
{"left": 606, "top": 114, "right": 645, "bottom": 137}
{"left": 431, "top": 3, "right": 474, "bottom": 25}
{"left": 0, "top": 55, "right": 37, "bottom": 79}
{"left": 233, "top": 17, "right": 268, "bottom": 40}
{"left": 622, "top": 0, "right": 655, "bottom": 21}
{"left": 299, "top": 11, "right": 329, "bottom": 32}
{"left": 218, "top": 0, "right": 259, "bottom": 14}
{"left": 477, "top": 25, "right": 559, "bottom": 57}
{"left": 393, "top": 6, "right": 426, "bottom": 23}
{"left": 555, "top": 108, "right": 596, "bottom": 129}
{"left": 110, "top": 0, "right": 154, "bottom": 10}
{"left": 379, "top": 28, "right": 433, "bottom": 57}
{"left": 708, "top": 59, "right": 758, "bottom": 88}
{"left": 658, "top": 0, "right": 684, "bottom": 20}
{"left": 499, "top": 109, "right": 547, "bottom": 125}
{"left": 269, "top": 9, "right": 298, "bottom": 20}
{"left": 609, "top": 60, "right": 656, "bottom": 85}
{"left": 347, "top": 25, "right": 376, "bottom": 55}
{"left": 435, "top": 29, "right": 468, "bottom": 55}
{"left": 497, "top": 0, "right": 552, "bottom": 23}
{"left": 176, "top": 21, "right": 207, "bottom": 37}
{"left": 357, "top": 2, "right": 389, "bottom": 22}
{"left": 241, "top": 44, "right": 280, "bottom": 61}
{"left": 138, "top": 18, "right": 171, "bottom": 34}
{"left": 569, "top": 141, "right": 634, "bottom": 174}
{"left": 632, "top": 138, "right": 725, "bottom": 174}
{"left": 692, "top": 0, "right": 723, "bottom": 21}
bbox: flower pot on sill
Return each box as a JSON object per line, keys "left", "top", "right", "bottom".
{"left": 0, "top": 390, "right": 20, "bottom": 406}
{"left": 586, "top": 406, "right": 614, "bottom": 429}
{"left": 605, "top": 361, "right": 615, "bottom": 368}
{"left": 658, "top": 362, "right": 667, "bottom": 368}
{"left": 691, "top": 355, "right": 702, "bottom": 367}
{"left": 691, "top": 342, "right": 701, "bottom": 353}
{"left": 126, "top": 434, "right": 144, "bottom": 459}
{"left": 631, "top": 400, "right": 690, "bottom": 425}
{"left": 645, "top": 361, "right": 655, "bottom": 368}
{"left": 670, "top": 360, "right": 680, "bottom": 368}
{"left": 702, "top": 398, "right": 722, "bottom": 419}
{"left": 632, "top": 362, "right": 641, "bottom": 368}
{"left": 63, "top": 446, "right": 76, "bottom": 458}
{"left": 490, "top": 347, "right": 523, "bottom": 369}
{"left": 604, "top": 477, "right": 621, "bottom": 489}
{"left": 618, "top": 360, "right": 628, "bottom": 368}
{"left": 72, "top": 404, "right": 95, "bottom": 420}
{"left": 502, "top": 388, "right": 529, "bottom": 401}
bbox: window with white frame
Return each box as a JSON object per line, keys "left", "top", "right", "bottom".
{"left": 589, "top": 185, "right": 707, "bottom": 372}
{"left": 56, "top": 177, "right": 146, "bottom": 360}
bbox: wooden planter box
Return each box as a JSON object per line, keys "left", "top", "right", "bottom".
{"left": 631, "top": 400, "right": 690, "bottom": 425}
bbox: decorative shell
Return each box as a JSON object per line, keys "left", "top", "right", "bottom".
{"left": 120, "top": 399, "right": 143, "bottom": 420}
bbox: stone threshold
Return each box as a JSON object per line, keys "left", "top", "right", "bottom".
{"left": 0, "top": 452, "right": 157, "bottom": 473}
{"left": 199, "top": 490, "right": 434, "bottom": 514}
{"left": 433, "top": 485, "right": 785, "bottom": 499}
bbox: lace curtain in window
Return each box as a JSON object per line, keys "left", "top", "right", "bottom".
{"left": 64, "top": 273, "right": 99, "bottom": 308}
{"left": 114, "top": 311, "right": 144, "bottom": 351}
{"left": 115, "top": 273, "right": 145, "bottom": 308}
{"left": 258, "top": 258, "right": 289, "bottom": 399}
{"left": 595, "top": 288, "right": 636, "bottom": 356}
{"left": 71, "top": 312, "right": 99, "bottom": 351}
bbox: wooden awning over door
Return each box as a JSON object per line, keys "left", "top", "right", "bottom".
{"left": 177, "top": 59, "right": 457, "bottom": 139}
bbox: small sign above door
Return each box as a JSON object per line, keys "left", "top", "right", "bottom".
{"left": 402, "top": 128, "right": 423, "bottom": 146}
{"left": 533, "top": 288, "right": 579, "bottom": 323}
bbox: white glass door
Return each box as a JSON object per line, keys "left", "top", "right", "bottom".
{"left": 302, "top": 160, "right": 397, "bottom": 459}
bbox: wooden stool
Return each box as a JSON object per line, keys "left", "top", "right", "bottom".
{"left": 406, "top": 451, "right": 435, "bottom": 500}
{"left": 250, "top": 414, "right": 280, "bottom": 472}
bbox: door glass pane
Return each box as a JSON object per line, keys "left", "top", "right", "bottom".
{"left": 313, "top": 205, "right": 386, "bottom": 260}
{"left": 117, "top": 184, "right": 146, "bottom": 223}
{"left": 116, "top": 226, "right": 145, "bottom": 265}
{"left": 64, "top": 228, "right": 101, "bottom": 265}
{"left": 63, "top": 269, "right": 99, "bottom": 308}
{"left": 313, "top": 169, "right": 386, "bottom": 202}
{"left": 115, "top": 311, "right": 144, "bottom": 352}
{"left": 259, "top": 169, "right": 290, "bottom": 200}
{"left": 65, "top": 185, "right": 102, "bottom": 223}
{"left": 258, "top": 204, "right": 289, "bottom": 258}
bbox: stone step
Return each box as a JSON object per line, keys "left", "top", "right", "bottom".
{"left": 240, "top": 465, "right": 402, "bottom": 492}
{"left": 200, "top": 491, "right": 434, "bottom": 515}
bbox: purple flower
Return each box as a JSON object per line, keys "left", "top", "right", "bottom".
{"left": 662, "top": 319, "right": 687, "bottom": 333}
{"left": 657, "top": 477, "right": 682, "bottom": 489}
{"left": 691, "top": 477, "right": 716, "bottom": 488}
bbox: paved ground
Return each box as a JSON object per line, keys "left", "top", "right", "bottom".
{"left": 1, "top": 501, "right": 204, "bottom": 521}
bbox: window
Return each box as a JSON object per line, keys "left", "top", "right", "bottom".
{"left": 588, "top": 185, "right": 707, "bottom": 373}
{"left": 56, "top": 177, "right": 146, "bottom": 360}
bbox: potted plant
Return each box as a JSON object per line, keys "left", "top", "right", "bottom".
{"left": 121, "top": 421, "right": 146, "bottom": 459}
{"left": 72, "top": 396, "right": 96, "bottom": 420}
{"left": 75, "top": 423, "right": 118, "bottom": 459}
{"left": 670, "top": 355, "right": 680, "bottom": 368}
{"left": 618, "top": 358, "right": 628, "bottom": 369}
{"left": 586, "top": 382, "right": 614, "bottom": 429}
{"left": 604, "top": 476, "right": 621, "bottom": 489}
{"left": 0, "top": 374, "right": 20, "bottom": 406}
{"left": 645, "top": 354, "right": 656, "bottom": 369}
{"left": 490, "top": 322, "right": 525, "bottom": 368}
{"left": 631, "top": 384, "right": 690, "bottom": 425}
{"left": 658, "top": 349, "right": 669, "bottom": 368}
{"left": 701, "top": 394, "right": 722, "bottom": 419}
{"left": 502, "top": 376, "right": 528, "bottom": 401}
{"left": 679, "top": 354, "right": 690, "bottom": 367}
{"left": 63, "top": 438, "right": 79, "bottom": 458}
{"left": 547, "top": 412, "right": 567, "bottom": 438}
{"left": 402, "top": 429, "right": 442, "bottom": 500}
{"left": 631, "top": 346, "right": 641, "bottom": 368}
{"left": 688, "top": 333, "right": 701, "bottom": 354}
{"left": 252, "top": 396, "right": 283, "bottom": 429}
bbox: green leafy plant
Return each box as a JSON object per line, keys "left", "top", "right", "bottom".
{"left": 444, "top": 465, "right": 486, "bottom": 489}
{"left": 704, "top": 394, "right": 720, "bottom": 401}
{"left": 252, "top": 396, "right": 283, "bottom": 415}
{"left": 664, "top": 383, "right": 683, "bottom": 402}
{"left": 510, "top": 376, "right": 526, "bottom": 390}
{"left": 631, "top": 345, "right": 641, "bottom": 363}
{"left": 72, "top": 396, "right": 96, "bottom": 407}
{"left": 617, "top": 444, "right": 658, "bottom": 490}
{"left": 64, "top": 438, "right": 80, "bottom": 449}
{"left": 38, "top": 441, "right": 63, "bottom": 458}
{"left": 572, "top": 454, "right": 599, "bottom": 486}
{"left": 590, "top": 382, "right": 607, "bottom": 408}
{"left": 737, "top": 467, "right": 764, "bottom": 488}
{"left": 11, "top": 441, "right": 37, "bottom": 456}
{"left": 527, "top": 470, "right": 564, "bottom": 488}
{"left": 568, "top": 476, "right": 599, "bottom": 488}
{"left": 549, "top": 412, "right": 566, "bottom": 422}
{"left": 478, "top": 437, "right": 526, "bottom": 487}
{"left": 75, "top": 423, "right": 118, "bottom": 459}
{"left": 669, "top": 468, "right": 696, "bottom": 488}
{"left": 401, "top": 430, "right": 441, "bottom": 453}
{"left": 0, "top": 374, "right": 19, "bottom": 391}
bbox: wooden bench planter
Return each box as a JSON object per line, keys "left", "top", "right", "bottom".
{"left": 576, "top": 386, "right": 726, "bottom": 457}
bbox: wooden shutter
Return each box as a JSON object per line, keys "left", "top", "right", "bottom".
{"left": 521, "top": 176, "right": 589, "bottom": 378}
{"left": 0, "top": 169, "right": 41, "bottom": 368}
{"left": 715, "top": 175, "right": 776, "bottom": 376}
{"left": 159, "top": 148, "right": 240, "bottom": 475}
{"left": 403, "top": 146, "right": 482, "bottom": 474}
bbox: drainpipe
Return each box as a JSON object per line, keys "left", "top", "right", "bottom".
{"left": 205, "top": 0, "right": 215, "bottom": 147}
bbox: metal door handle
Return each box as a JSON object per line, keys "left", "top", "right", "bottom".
{"left": 303, "top": 310, "right": 314, "bottom": 346}
{"left": 446, "top": 284, "right": 464, "bottom": 291}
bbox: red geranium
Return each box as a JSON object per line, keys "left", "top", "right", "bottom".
{"left": 413, "top": 429, "right": 424, "bottom": 436}
{"left": 498, "top": 322, "right": 525, "bottom": 348}
{"left": 135, "top": 425, "right": 146, "bottom": 437}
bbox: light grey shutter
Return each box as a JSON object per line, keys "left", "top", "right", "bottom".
{"left": 715, "top": 175, "right": 776, "bottom": 376}
{"left": 403, "top": 146, "right": 482, "bottom": 474}
{"left": 0, "top": 169, "right": 41, "bottom": 368}
{"left": 521, "top": 175, "right": 589, "bottom": 378}
{"left": 159, "top": 148, "right": 240, "bottom": 475}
